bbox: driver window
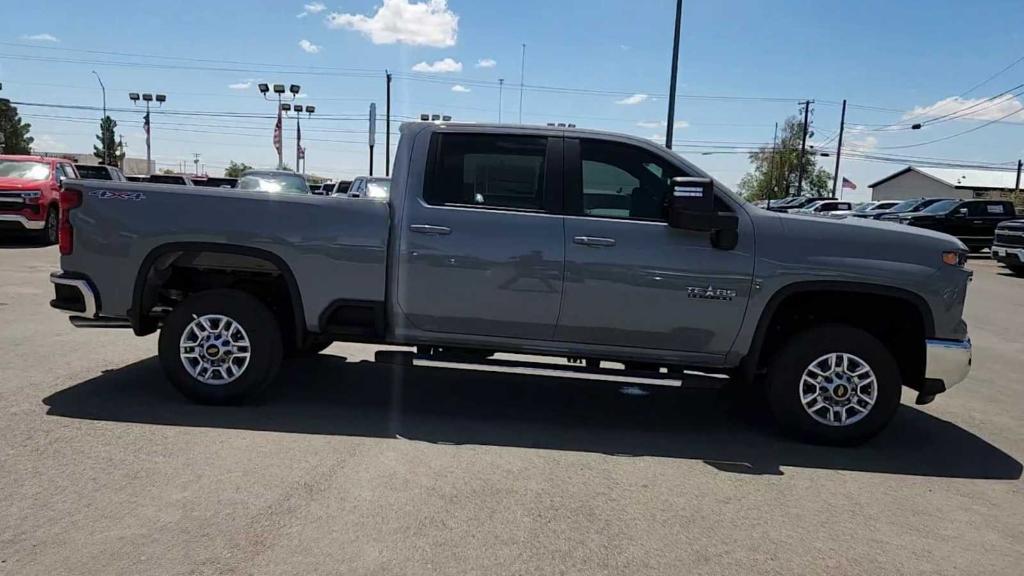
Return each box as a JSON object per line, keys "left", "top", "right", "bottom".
{"left": 579, "top": 140, "right": 682, "bottom": 221}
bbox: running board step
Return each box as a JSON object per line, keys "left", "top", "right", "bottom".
{"left": 373, "top": 350, "right": 728, "bottom": 389}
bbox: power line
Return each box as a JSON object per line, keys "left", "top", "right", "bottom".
{"left": 874, "top": 105, "right": 1024, "bottom": 150}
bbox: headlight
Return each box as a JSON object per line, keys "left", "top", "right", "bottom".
{"left": 20, "top": 191, "right": 41, "bottom": 204}
{"left": 942, "top": 251, "right": 967, "bottom": 267}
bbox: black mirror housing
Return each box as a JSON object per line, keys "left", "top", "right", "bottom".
{"left": 667, "top": 177, "right": 738, "bottom": 233}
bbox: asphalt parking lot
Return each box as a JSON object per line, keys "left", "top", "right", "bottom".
{"left": 1, "top": 241, "right": 1021, "bottom": 576}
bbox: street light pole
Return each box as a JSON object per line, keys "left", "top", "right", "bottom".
{"left": 128, "top": 92, "right": 166, "bottom": 174}
{"left": 92, "top": 71, "right": 108, "bottom": 163}
{"left": 258, "top": 84, "right": 300, "bottom": 170}
{"left": 796, "top": 99, "right": 813, "bottom": 196}
{"left": 385, "top": 70, "right": 392, "bottom": 177}
{"left": 664, "top": 0, "right": 683, "bottom": 149}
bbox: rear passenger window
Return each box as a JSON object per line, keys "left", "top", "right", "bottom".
{"left": 425, "top": 134, "right": 548, "bottom": 211}
{"left": 985, "top": 203, "right": 1007, "bottom": 215}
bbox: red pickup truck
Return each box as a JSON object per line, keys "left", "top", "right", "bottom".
{"left": 0, "top": 155, "right": 79, "bottom": 244}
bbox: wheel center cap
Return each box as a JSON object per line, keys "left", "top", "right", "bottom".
{"left": 833, "top": 383, "right": 849, "bottom": 399}
{"left": 205, "top": 344, "right": 222, "bottom": 358}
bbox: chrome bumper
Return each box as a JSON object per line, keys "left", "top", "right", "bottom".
{"left": 991, "top": 245, "right": 1024, "bottom": 263}
{"left": 50, "top": 271, "right": 97, "bottom": 318}
{"left": 0, "top": 214, "right": 45, "bottom": 230}
{"left": 925, "top": 338, "right": 971, "bottom": 391}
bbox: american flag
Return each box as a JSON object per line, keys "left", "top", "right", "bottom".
{"left": 842, "top": 177, "right": 857, "bottom": 190}
{"left": 296, "top": 120, "right": 302, "bottom": 159}
{"left": 143, "top": 112, "right": 151, "bottom": 151}
{"left": 273, "top": 106, "right": 283, "bottom": 156}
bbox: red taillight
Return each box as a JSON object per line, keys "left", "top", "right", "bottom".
{"left": 59, "top": 188, "right": 82, "bottom": 256}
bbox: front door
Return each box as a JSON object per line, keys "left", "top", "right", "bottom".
{"left": 397, "top": 132, "right": 565, "bottom": 340}
{"left": 554, "top": 138, "right": 755, "bottom": 357}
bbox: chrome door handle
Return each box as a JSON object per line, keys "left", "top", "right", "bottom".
{"left": 573, "top": 236, "right": 616, "bottom": 247}
{"left": 409, "top": 224, "right": 452, "bottom": 235}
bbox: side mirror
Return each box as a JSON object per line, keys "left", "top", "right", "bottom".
{"left": 667, "top": 177, "right": 738, "bottom": 232}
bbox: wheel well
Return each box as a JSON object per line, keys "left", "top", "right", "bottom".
{"left": 752, "top": 289, "right": 927, "bottom": 390}
{"left": 131, "top": 245, "right": 304, "bottom": 343}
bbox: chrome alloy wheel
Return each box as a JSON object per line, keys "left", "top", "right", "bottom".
{"left": 179, "top": 314, "right": 252, "bottom": 385}
{"left": 799, "top": 352, "right": 877, "bottom": 427}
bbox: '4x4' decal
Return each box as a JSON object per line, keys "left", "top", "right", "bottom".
{"left": 89, "top": 190, "right": 146, "bottom": 201}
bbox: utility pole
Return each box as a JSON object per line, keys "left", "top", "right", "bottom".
{"left": 767, "top": 122, "right": 778, "bottom": 209}
{"left": 369, "top": 102, "right": 376, "bottom": 176}
{"left": 498, "top": 78, "right": 504, "bottom": 122}
{"left": 385, "top": 70, "right": 392, "bottom": 177}
{"left": 664, "top": 0, "right": 683, "bottom": 149}
{"left": 1015, "top": 159, "right": 1022, "bottom": 192}
{"left": 192, "top": 153, "right": 200, "bottom": 176}
{"left": 831, "top": 99, "right": 848, "bottom": 199}
{"left": 518, "top": 44, "right": 526, "bottom": 124}
{"left": 796, "top": 99, "right": 813, "bottom": 196}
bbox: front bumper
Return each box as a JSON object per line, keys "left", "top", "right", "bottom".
{"left": 991, "top": 245, "right": 1024, "bottom": 264}
{"left": 925, "top": 338, "right": 971, "bottom": 393}
{"left": 0, "top": 214, "right": 45, "bottom": 230}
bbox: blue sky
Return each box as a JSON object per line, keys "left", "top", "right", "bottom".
{"left": 3, "top": 0, "right": 1024, "bottom": 201}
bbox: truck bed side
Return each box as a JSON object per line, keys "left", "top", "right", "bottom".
{"left": 60, "top": 180, "right": 390, "bottom": 332}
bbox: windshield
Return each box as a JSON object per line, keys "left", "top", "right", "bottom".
{"left": 886, "top": 199, "right": 920, "bottom": 213}
{"left": 852, "top": 203, "right": 875, "bottom": 212}
{"left": 0, "top": 160, "right": 51, "bottom": 181}
{"left": 237, "top": 173, "right": 310, "bottom": 194}
{"left": 921, "top": 199, "right": 959, "bottom": 214}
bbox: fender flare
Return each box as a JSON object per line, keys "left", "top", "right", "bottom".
{"left": 129, "top": 242, "right": 305, "bottom": 341}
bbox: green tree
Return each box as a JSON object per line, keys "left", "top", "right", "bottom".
{"left": 738, "top": 115, "right": 833, "bottom": 201}
{"left": 0, "top": 99, "right": 35, "bottom": 154}
{"left": 93, "top": 116, "right": 118, "bottom": 166}
{"left": 224, "top": 161, "right": 254, "bottom": 178}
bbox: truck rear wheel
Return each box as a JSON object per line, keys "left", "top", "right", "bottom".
{"left": 766, "top": 324, "right": 902, "bottom": 445}
{"left": 158, "top": 289, "right": 283, "bottom": 405}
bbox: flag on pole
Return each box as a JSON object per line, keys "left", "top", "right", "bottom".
{"left": 842, "top": 177, "right": 857, "bottom": 190}
{"left": 143, "top": 112, "right": 151, "bottom": 151}
{"left": 296, "top": 120, "right": 302, "bottom": 159}
{"left": 298, "top": 146, "right": 305, "bottom": 160}
{"left": 273, "top": 107, "right": 283, "bottom": 156}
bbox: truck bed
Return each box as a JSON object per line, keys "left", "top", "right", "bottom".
{"left": 60, "top": 180, "right": 390, "bottom": 331}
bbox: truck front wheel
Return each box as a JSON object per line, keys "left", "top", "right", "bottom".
{"left": 767, "top": 324, "right": 902, "bottom": 445}
{"left": 158, "top": 289, "right": 283, "bottom": 405}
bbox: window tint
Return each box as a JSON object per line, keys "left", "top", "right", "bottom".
{"left": 971, "top": 202, "right": 1007, "bottom": 216}
{"left": 579, "top": 139, "right": 682, "bottom": 221}
{"left": 426, "top": 134, "right": 548, "bottom": 211}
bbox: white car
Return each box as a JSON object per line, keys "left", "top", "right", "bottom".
{"left": 790, "top": 200, "right": 854, "bottom": 216}
{"left": 831, "top": 200, "right": 901, "bottom": 218}
{"left": 347, "top": 176, "right": 390, "bottom": 200}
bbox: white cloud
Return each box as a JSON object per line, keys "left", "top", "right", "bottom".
{"left": 475, "top": 58, "right": 497, "bottom": 68}
{"left": 411, "top": 57, "right": 462, "bottom": 73}
{"left": 21, "top": 33, "right": 59, "bottom": 42}
{"left": 298, "top": 39, "right": 321, "bottom": 53}
{"left": 849, "top": 135, "right": 878, "bottom": 151}
{"left": 228, "top": 81, "right": 253, "bottom": 90}
{"left": 904, "top": 95, "right": 1024, "bottom": 123}
{"left": 296, "top": 92, "right": 309, "bottom": 99}
{"left": 451, "top": 84, "right": 471, "bottom": 93}
{"left": 616, "top": 93, "right": 648, "bottom": 105}
{"left": 32, "top": 134, "right": 68, "bottom": 152}
{"left": 325, "top": 0, "right": 458, "bottom": 47}
{"left": 297, "top": 2, "right": 326, "bottom": 17}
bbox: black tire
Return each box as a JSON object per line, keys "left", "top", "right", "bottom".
{"left": 1005, "top": 262, "right": 1024, "bottom": 277}
{"left": 38, "top": 205, "right": 59, "bottom": 245}
{"left": 767, "top": 324, "right": 902, "bottom": 445}
{"left": 158, "top": 289, "right": 283, "bottom": 405}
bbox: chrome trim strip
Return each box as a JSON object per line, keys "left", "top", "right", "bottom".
{"left": 49, "top": 271, "right": 97, "bottom": 318}
{"left": 925, "top": 338, "right": 971, "bottom": 390}
{"left": 0, "top": 214, "right": 45, "bottom": 230}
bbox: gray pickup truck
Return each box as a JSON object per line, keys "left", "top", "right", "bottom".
{"left": 50, "top": 122, "right": 973, "bottom": 444}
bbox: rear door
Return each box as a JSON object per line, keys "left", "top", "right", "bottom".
{"left": 968, "top": 201, "right": 1014, "bottom": 243}
{"left": 396, "top": 132, "right": 565, "bottom": 340}
{"left": 554, "top": 137, "right": 754, "bottom": 357}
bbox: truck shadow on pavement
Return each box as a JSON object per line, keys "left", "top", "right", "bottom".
{"left": 43, "top": 355, "right": 1022, "bottom": 480}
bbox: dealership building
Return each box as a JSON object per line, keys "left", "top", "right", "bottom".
{"left": 870, "top": 166, "right": 1022, "bottom": 201}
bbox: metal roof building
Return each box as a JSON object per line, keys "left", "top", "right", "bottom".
{"left": 869, "top": 166, "right": 1022, "bottom": 201}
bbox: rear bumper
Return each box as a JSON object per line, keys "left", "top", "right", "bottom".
{"left": 50, "top": 271, "right": 97, "bottom": 318}
{"left": 991, "top": 245, "right": 1024, "bottom": 264}
{"left": 0, "top": 214, "right": 45, "bottom": 230}
{"left": 925, "top": 338, "right": 971, "bottom": 392}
